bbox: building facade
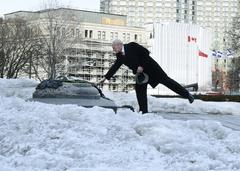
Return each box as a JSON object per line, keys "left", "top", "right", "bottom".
{"left": 101, "top": 0, "right": 197, "bottom": 27}
{"left": 5, "top": 8, "right": 148, "bottom": 92}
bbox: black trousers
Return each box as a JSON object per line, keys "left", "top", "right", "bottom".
{"left": 135, "top": 76, "right": 190, "bottom": 114}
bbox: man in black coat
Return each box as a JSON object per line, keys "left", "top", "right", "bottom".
{"left": 99, "top": 39, "right": 194, "bottom": 113}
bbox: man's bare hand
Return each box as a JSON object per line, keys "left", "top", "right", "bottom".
{"left": 137, "top": 66, "right": 144, "bottom": 73}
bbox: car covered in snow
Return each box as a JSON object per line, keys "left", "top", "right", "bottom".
{"left": 31, "top": 77, "right": 133, "bottom": 112}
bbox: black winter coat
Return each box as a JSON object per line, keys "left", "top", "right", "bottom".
{"left": 105, "top": 42, "right": 168, "bottom": 88}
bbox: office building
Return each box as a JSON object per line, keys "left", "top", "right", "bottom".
{"left": 100, "top": 0, "right": 238, "bottom": 49}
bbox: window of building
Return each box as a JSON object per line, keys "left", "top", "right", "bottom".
{"left": 110, "top": 32, "right": 114, "bottom": 40}
{"left": 120, "top": 1, "right": 126, "bottom": 5}
{"left": 157, "top": 13, "right": 162, "bottom": 17}
{"left": 147, "top": 13, "right": 153, "bottom": 17}
{"left": 150, "top": 33, "right": 153, "bottom": 39}
{"left": 76, "top": 28, "right": 80, "bottom": 38}
{"left": 134, "top": 34, "right": 138, "bottom": 41}
{"left": 127, "top": 33, "right": 130, "bottom": 42}
{"left": 102, "top": 31, "right": 106, "bottom": 40}
{"left": 85, "top": 76, "right": 90, "bottom": 81}
{"left": 112, "top": 85, "right": 117, "bottom": 91}
{"left": 165, "top": 3, "right": 171, "bottom": 7}
{"left": 139, "top": 35, "right": 142, "bottom": 42}
{"left": 98, "top": 31, "right": 101, "bottom": 39}
{"left": 89, "top": 30, "right": 93, "bottom": 38}
{"left": 114, "top": 32, "right": 118, "bottom": 39}
{"left": 138, "top": 2, "right": 144, "bottom": 6}
{"left": 147, "top": 2, "right": 153, "bottom": 6}
{"left": 156, "top": 2, "right": 161, "bottom": 7}
{"left": 71, "top": 28, "right": 75, "bottom": 37}
{"left": 85, "top": 30, "right": 88, "bottom": 38}
{"left": 112, "top": 1, "right": 117, "bottom": 5}
{"left": 138, "top": 7, "right": 144, "bottom": 12}
{"left": 129, "top": 1, "right": 135, "bottom": 6}
{"left": 123, "top": 33, "right": 126, "bottom": 41}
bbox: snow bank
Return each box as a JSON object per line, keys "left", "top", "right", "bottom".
{"left": 0, "top": 78, "right": 38, "bottom": 99}
{"left": 1, "top": 78, "right": 240, "bottom": 170}
{"left": 0, "top": 96, "right": 240, "bottom": 170}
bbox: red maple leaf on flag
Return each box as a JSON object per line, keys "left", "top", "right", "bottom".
{"left": 187, "top": 36, "right": 197, "bottom": 43}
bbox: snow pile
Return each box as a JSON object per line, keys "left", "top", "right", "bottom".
{"left": 1, "top": 78, "right": 240, "bottom": 171}
{"left": 1, "top": 97, "right": 240, "bottom": 171}
{"left": 0, "top": 78, "right": 38, "bottom": 99}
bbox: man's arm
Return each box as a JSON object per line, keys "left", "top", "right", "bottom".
{"left": 99, "top": 58, "right": 123, "bottom": 84}
{"left": 99, "top": 77, "right": 106, "bottom": 84}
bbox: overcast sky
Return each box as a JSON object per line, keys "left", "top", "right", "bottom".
{"left": 0, "top": 0, "right": 100, "bottom": 17}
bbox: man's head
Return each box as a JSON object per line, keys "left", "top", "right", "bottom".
{"left": 112, "top": 39, "right": 123, "bottom": 53}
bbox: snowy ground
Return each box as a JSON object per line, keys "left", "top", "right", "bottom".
{"left": 1, "top": 78, "right": 240, "bottom": 171}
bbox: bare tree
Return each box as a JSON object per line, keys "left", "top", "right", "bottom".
{"left": 212, "top": 67, "right": 224, "bottom": 92}
{"left": 227, "top": 15, "right": 240, "bottom": 55}
{"left": 226, "top": 14, "right": 240, "bottom": 94}
{"left": 0, "top": 18, "right": 5, "bottom": 78}
{"left": 36, "top": 1, "right": 79, "bottom": 79}
{"left": 0, "top": 18, "right": 41, "bottom": 78}
{"left": 224, "top": 58, "right": 240, "bottom": 94}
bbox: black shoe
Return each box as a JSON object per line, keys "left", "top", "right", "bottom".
{"left": 188, "top": 94, "right": 194, "bottom": 104}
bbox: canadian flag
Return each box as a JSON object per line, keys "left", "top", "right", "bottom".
{"left": 187, "top": 36, "right": 197, "bottom": 43}
{"left": 198, "top": 50, "right": 208, "bottom": 58}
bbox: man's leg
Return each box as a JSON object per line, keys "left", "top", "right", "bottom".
{"left": 161, "top": 76, "right": 192, "bottom": 100}
{"left": 135, "top": 83, "right": 148, "bottom": 113}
